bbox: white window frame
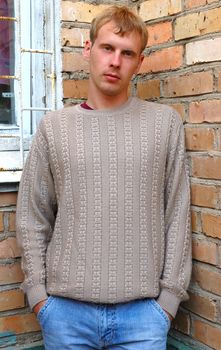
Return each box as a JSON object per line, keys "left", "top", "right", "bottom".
{"left": 0, "top": 0, "right": 62, "bottom": 183}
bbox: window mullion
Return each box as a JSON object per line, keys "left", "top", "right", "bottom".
{"left": 0, "top": 0, "right": 62, "bottom": 179}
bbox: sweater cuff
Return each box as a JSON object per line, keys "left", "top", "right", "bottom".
{"left": 156, "top": 289, "right": 181, "bottom": 318}
{"left": 26, "top": 284, "right": 48, "bottom": 310}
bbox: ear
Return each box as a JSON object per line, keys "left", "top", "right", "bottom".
{"left": 83, "top": 40, "right": 92, "bottom": 60}
{"left": 134, "top": 54, "right": 144, "bottom": 74}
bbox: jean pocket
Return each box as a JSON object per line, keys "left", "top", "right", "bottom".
{"left": 37, "top": 296, "right": 54, "bottom": 324}
{"left": 150, "top": 299, "right": 171, "bottom": 330}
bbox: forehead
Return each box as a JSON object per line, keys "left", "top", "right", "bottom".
{"left": 96, "top": 21, "right": 142, "bottom": 52}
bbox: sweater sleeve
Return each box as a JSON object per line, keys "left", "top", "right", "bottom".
{"left": 157, "top": 112, "right": 192, "bottom": 318}
{"left": 16, "top": 119, "right": 57, "bottom": 310}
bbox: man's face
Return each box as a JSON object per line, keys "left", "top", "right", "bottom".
{"left": 84, "top": 21, "right": 144, "bottom": 103}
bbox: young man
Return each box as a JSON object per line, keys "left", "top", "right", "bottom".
{"left": 16, "top": 5, "right": 191, "bottom": 350}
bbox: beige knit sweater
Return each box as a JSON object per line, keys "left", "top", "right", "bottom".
{"left": 16, "top": 97, "right": 191, "bottom": 317}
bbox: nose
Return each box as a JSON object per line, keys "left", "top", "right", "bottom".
{"left": 110, "top": 51, "right": 121, "bottom": 68}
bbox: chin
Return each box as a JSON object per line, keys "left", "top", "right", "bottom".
{"left": 102, "top": 87, "right": 123, "bottom": 97}
{"left": 104, "top": 91, "right": 119, "bottom": 97}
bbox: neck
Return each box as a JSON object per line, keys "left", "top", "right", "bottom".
{"left": 86, "top": 83, "right": 129, "bottom": 110}
{"left": 86, "top": 97, "right": 129, "bottom": 110}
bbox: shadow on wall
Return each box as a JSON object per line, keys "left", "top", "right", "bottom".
{"left": 167, "top": 337, "right": 195, "bottom": 350}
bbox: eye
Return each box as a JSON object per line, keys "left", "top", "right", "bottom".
{"left": 123, "top": 50, "right": 134, "bottom": 57}
{"left": 103, "top": 45, "right": 113, "bottom": 52}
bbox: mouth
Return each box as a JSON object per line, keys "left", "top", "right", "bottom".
{"left": 104, "top": 73, "right": 120, "bottom": 82}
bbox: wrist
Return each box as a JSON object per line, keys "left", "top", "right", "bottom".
{"left": 164, "top": 309, "right": 173, "bottom": 321}
{"left": 33, "top": 299, "right": 47, "bottom": 315}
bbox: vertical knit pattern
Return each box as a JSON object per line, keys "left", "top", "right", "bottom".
{"left": 123, "top": 114, "right": 134, "bottom": 300}
{"left": 19, "top": 148, "right": 37, "bottom": 287}
{"left": 139, "top": 112, "right": 149, "bottom": 296}
{"left": 75, "top": 114, "right": 87, "bottom": 297}
{"left": 16, "top": 97, "right": 191, "bottom": 317}
{"left": 60, "top": 112, "right": 75, "bottom": 292}
{"left": 107, "top": 116, "right": 118, "bottom": 302}
{"left": 163, "top": 115, "right": 184, "bottom": 283}
{"left": 151, "top": 110, "right": 163, "bottom": 292}
{"left": 91, "top": 116, "right": 102, "bottom": 301}
{"left": 37, "top": 166, "right": 50, "bottom": 283}
{"left": 44, "top": 116, "right": 62, "bottom": 290}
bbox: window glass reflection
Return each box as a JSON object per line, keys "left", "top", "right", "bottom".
{"left": 0, "top": 0, "right": 15, "bottom": 124}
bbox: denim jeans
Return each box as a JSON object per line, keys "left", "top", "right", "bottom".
{"left": 37, "top": 296, "right": 170, "bottom": 350}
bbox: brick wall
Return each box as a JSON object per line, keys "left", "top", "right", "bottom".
{"left": 0, "top": 0, "right": 220, "bottom": 349}
{"left": 0, "top": 190, "right": 43, "bottom": 349}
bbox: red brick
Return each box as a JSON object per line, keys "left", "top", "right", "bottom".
{"left": 0, "top": 213, "right": 3, "bottom": 232}
{"left": 140, "top": 0, "right": 182, "bottom": 22}
{"left": 173, "top": 309, "right": 190, "bottom": 335}
{"left": 218, "top": 69, "right": 221, "bottom": 91}
{"left": 0, "top": 289, "right": 25, "bottom": 311}
{"left": 0, "top": 193, "right": 17, "bottom": 207}
{"left": 219, "top": 187, "right": 221, "bottom": 209}
{"left": 192, "top": 263, "right": 221, "bottom": 296}
{"left": 146, "top": 22, "right": 172, "bottom": 47}
{"left": 192, "top": 237, "right": 217, "bottom": 265}
{"left": 185, "top": 127, "right": 215, "bottom": 151}
{"left": 186, "top": 38, "right": 221, "bottom": 65}
{"left": 202, "top": 212, "right": 221, "bottom": 239}
{"left": 0, "top": 263, "right": 24, "bottom": 285}
{"left": 192, "top": 156, "right": 221, "bottom": 180}
{"left": 185, "top": 0, "right": 206, "bottom": 8}
{"left": 62, "top": 27, "right": 89, "bottom": 47}
{"left": 193, "top": 319, "right": 221, "bottom": 349}
{"left": 63, "top": 80, "right": 89, "bottom": 99}
{"left": 163, "top": 72, "right": 213, "bottom": 97}
{"left": 9, "top": 212, "right": 16, "bottom": 232}
{"left": 191, "top": 183, "right": 217, "bottom": 208}
{"left": 0, "top": 313, "right": 40, "bottom": 335}
{"left": 184, "top": 291, "right": 216, "bottom": 321}
{"left": 0, "top": 238, "right": 21, "bottom": 259}
{"left": 137, "top": 79, "right": 160, "bottom": 99}
{"left": 219, "top": 245, "right": 221, "bottom": 268}
{"left": 191, "top": 210, "right": 199, "bottom": 232}
{"left": 174, "top": 7, "right": 221, "bottom": 40}
{"left": 62, "top": 2, "right": 108, "bottom": 23}
{"left": 189, "top": 100, "right": 221, "bottom": 123}
{"left": 218, "top": 129, "right": 221, "bottom": 151}
{"left": 139, "top": 46, "right": 183, "bottom": 74}
{"left": 62, "top": 52, "right": 89, "bottom": 72}
{"left": 170, "top": 104, "right": 185, "bottom": 120}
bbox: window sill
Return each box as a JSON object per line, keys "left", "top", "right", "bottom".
{"left": 0, "top": 170, "right": 22, "bottom": 183}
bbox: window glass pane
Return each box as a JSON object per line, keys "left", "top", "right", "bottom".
{"left": 0, "top": 0, "right": 15, "bottom": 124}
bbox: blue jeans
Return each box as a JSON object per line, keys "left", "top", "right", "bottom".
{"left": 37, "top": 296, "right": 170, "bottom": 349}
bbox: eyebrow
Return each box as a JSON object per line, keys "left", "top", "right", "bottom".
{"left": 100, "top": 43, "right": 138, "bottom": 55}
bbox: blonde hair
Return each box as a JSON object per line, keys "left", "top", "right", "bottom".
{"left": 90, "top": 6, "right": 148, "bottom": 52}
